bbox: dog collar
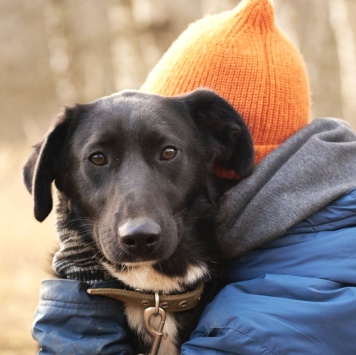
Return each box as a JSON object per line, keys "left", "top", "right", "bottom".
{"left": 87, "top": 282, "right": 204, "bottom": 312}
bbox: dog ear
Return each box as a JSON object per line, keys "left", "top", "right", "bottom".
{"left": 23, "top": 108, "right": 73, "bottom": 222}
{"left": 181, "top": 88, "right": 254, "bottom": 178}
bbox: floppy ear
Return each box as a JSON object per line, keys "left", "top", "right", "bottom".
{"left": 180, "top": 88, "right": 254, "bottom": 178}
{"left": 23, "top": 108, "right": 72, "bottom": 222}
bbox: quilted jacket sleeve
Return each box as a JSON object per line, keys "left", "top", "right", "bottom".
{"left": 181, "top": 275, "right": 356, "bottom": 355}
{"left": 182, "top": 190, "right": 356, "bottom": 355}
{"left": 32, "top": 279, "right": 134, "bottom": 355}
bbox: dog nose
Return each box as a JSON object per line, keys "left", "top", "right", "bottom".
{"left": 118, "top": 218, "right": 161, "bottom": 255}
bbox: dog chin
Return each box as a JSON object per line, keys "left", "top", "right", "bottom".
{"left": 102, "top": 261, "right": 209, "bottom": 293}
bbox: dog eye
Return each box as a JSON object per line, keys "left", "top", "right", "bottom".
{"left": 89, "top": 153, "right": 107, "bottom": 166}
{"left": 160, "top": 146, "right": 178, "bottom": 161}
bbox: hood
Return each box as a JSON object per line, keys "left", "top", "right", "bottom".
{"left": 216, "top": 118, "right": 356, "bottom": 259}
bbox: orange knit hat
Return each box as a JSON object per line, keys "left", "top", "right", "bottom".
{"left": 141, "top": 0, "right": 311, "bottom": 179}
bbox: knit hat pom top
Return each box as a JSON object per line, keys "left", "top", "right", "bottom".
{"left": 141, "top": 0, "right": 311, "bottom": 179}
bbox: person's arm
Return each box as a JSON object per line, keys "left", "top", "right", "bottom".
{"left": 33, "top": 279, "right": 134, "bottom": 355}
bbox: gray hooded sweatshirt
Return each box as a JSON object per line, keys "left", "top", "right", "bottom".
{"left": 216, "top": 118, "right": 356, "bottom": 259}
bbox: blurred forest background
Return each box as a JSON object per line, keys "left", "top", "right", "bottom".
{"left": 1, "top": 0, "right": 356, "bottom": 353}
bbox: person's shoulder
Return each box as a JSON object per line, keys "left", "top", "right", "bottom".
{"left": 289, "top": 188, "right": 356, "bottom": 235}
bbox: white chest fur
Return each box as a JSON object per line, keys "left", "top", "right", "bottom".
{"left": 105, "top": 262, "right": 209, "bottom": 293}
{"left": 103, "top": 262, "right": 209, "bottom": 353}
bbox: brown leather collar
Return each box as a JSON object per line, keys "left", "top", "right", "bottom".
{"left": 87, "top": 282, "right": 204, "bottom": 312}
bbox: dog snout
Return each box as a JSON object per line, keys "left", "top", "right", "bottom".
{"left": 118, "top": 218, "right": 161, "bottom": 255}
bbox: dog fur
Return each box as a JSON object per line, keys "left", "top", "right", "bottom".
{"left": 24, "top": 89, "right": 254, "bottom": 354}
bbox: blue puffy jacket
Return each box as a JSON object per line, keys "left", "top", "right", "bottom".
{"left": 33, "top": 189, "right": 356, "bottom": 354}
{"left": 182, "top": 189, "right": 356, "bottom": 354}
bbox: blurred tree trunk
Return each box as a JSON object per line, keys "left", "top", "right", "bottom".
{"left": 275, "top": 0, "right": 342, "bottom": 121}
{"left": 108, "top": 0, "right": 203, "bottom": 90}
{"left": 46, "top": 0, "right": 116, "bottom": 103}
{"left": 328, "top": 0, "right": 356, "bottom": 127}
{"left": 0, "top": 0, "right": 59, "bottom": 144}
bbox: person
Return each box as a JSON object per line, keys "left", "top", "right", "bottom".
{"left": 32, "top": 0, "right": 356, "bottom": 353}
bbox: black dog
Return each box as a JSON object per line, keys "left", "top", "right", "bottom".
{"left": 24, "top": 89, "right": 254, "bottom": 354}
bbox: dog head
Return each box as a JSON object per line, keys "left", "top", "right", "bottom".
{"left": 24, "top": 89, "right": 254, "bottom": 272}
